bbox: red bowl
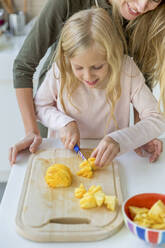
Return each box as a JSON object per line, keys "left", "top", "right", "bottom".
{"left": 122, "top": 193, "right": 165, "bottom": 245}
{"left": 124, "top": 193, "right": 165, "bottom": 220}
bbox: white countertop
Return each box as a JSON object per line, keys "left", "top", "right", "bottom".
{"left": 1, "top": 138, "right": 165, "bottom": 248}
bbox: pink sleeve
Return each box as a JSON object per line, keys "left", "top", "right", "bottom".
{"left": 108, "top": 59, "right": 165, "bottom": 155}
{"left": 34, "top": 65, "right": 74, "bottom": 131}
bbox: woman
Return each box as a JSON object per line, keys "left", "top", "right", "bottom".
{"left": 10, "top": 0, "right": 165, "bottom": 164}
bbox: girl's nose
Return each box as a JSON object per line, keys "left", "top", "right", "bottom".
{"left": 135, "top": 0, "right": 148, "bottom": 13}
{"left": 84, "top": 69, "right": 93, "bottom": 81}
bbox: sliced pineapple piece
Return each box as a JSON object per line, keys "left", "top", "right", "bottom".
{"left": 129, "top": 206, "right": 149, "bottom": 219}
{"left": 148, "top": 200, "right": 165, "bottom": 219}
{"left": 76, "top": 165, "right": 93, "bottom": 178}
{"left": 88, "top": 185, "right": 102, "bottom": 194}
{"left": 74, "top": 183, "right": 86, "bottom": 199}
{"left": 94, "top": 191, "right": 105, "bottom": 207}
{"left": 104, "top": 195, "right": 118, "bottom": 211}
{"left": 80, "top": 194, "right": 97, "bottom": 209}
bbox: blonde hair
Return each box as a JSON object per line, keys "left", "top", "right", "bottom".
{"left": 127, "top": 3, "right": 165, "bottom": 112}
{"left": 54, "top": 8, "right": 124, "bottom": 124}
{"left": 111, "top": 1, "right": 165, "bottom": 112}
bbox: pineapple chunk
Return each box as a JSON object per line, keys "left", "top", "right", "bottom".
{"left": 75, "top": 183, "right": 118, "bottom": 211}
{"left": 76, "top": 165, "right": 93, "bottom": 178}
{"left": 94, "top": 191, "right": 105, "bottom": 207}
{"left": 80, "top": 194, "right": 97, "bottom": 209}
{"left": 129, "top": 200, "right": 165, "bottom": 230}
{"left": 88, "top": 185, "right": 102, "bottom": 194}
{"left": 74, "top": 184, "right": 87, "bottom": 199}
{"left": 104, "top": 195, "right": 118, "bottom": 211}
{"left": 77, "top": 158, "right": 97, "bottom": 178}
{"left": 129, "top": 206, "right": 149, "bottom": 219}
{"left": 88, "top": 158, "right": 97, "bottom": 170}
{"left": 148, "top": 200, "right": 165, "bottom": 219}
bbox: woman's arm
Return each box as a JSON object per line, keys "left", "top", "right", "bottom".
{"left": 9, "top": 0, "right": 69, "bottom": 165}
{"left": 16, "top": 88, "right": 39, "bottom": 134}
{"left": 13, "top": 0, "right": 69, "bottom": 88}
{"left": 9, "top": 88, "right": 42, "bottom": 165}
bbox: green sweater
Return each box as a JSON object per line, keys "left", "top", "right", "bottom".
{"left": 13, "top": 0, "right": 112, "bottom": 89}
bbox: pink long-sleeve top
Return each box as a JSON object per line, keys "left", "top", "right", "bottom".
{"left": 35, "top": 56, "right": 165, "bottom": 155}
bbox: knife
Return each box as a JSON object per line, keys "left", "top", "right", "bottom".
{"left": 73, "top": 144, "right": 87, "bottom": 161}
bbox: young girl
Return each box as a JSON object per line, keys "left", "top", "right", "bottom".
{"left": 10, "top": 0, "right": 165, "bottom": 164}
{"left": 32, "top": 8, "right": 165, "bottom": 167}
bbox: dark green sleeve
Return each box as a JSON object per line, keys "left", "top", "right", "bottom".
{"left": 13, "top": 0, "right": 96, "bottom": 89}
{"left": 13, "top": 0, "right": 69, "bottom": 88}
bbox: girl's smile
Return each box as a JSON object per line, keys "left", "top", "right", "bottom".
{"left": 70, "top": 44, "right": 109, "bottom": 88}
{"left": 84, "top": 79, "right": 99, "bottom": 87}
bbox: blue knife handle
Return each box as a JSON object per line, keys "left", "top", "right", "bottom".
{"left": 74, "top": 144, "right": 86, "bottom": 160}
{"left": 74, "top": 144, "right": 80, "bottom": 153}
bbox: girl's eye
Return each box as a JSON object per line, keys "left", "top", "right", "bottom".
{"left": 75, "top": 67, "right": 83, "bottom": 70}
{"left": 92, "top": 65, "right": 104, "bottom": 70}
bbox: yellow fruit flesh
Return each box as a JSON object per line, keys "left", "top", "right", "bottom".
{"left": 45, "top": 164, "right": 72, "bottom": 188}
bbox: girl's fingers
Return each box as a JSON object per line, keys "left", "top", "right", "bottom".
{"left": 99, "top": 146, "right": 119, "bottom": 167}
{"left": 95, "top": 147, "right": 107, "bottom": 167}
{"left": 90, "top": 148, "right": 98, "bottom": 158}
{"left": 69, "top": 139, "right": 77, "bottom": 150}
{"left": 97, "top": 148, "right": 110, "bottom": 167}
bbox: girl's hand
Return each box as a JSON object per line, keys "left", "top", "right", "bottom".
{"left": 90, "top": 136, "right": 120, "bottom": 167}
{"left": 9, "top": 132, "right": 42, "bottom": 165}
{"left": 134, "top": 138, "right": 163, "bottom": 163}
{"left": 60, "top": 121, "right": 80, "bottom": 150}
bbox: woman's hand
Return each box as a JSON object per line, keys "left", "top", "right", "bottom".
{"left": 90, "top": 136, "right": 120, "bottom": 167}
{"left": 9, "top": 132, "right": 42, "bottom": 165}
{"left": 59, "top": 121, "right": 80, "bottom": 150}
{"left": 134, "top": 138, "right": 163, "bottom": 163}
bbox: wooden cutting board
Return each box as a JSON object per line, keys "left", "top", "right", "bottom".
{"left": 15, "top": 148, "right": 123, "bottom": 242}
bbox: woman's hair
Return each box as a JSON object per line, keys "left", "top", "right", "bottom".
{"left": 127, "top": 3, "right": 165, "bottom": 112}
{"left": 54, "top": 8, "right": 124, "bottom": 125}
{"left": 111, "top": 1, "right": 165, "bottom": 112}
